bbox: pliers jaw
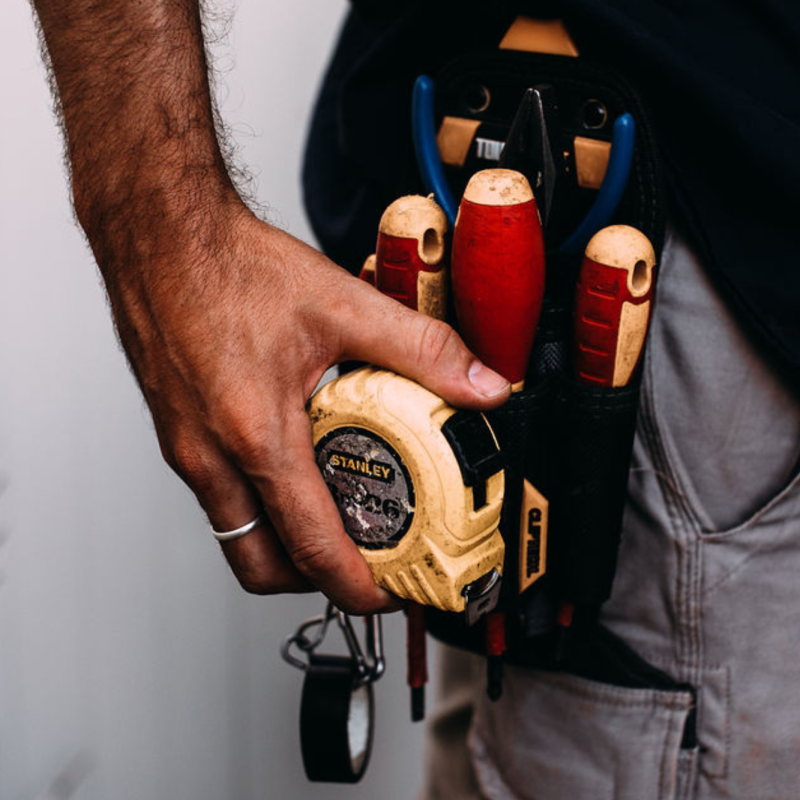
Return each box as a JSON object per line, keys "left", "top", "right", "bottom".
{"left": 498, "top": 85, "right": 560, "bottom": 232}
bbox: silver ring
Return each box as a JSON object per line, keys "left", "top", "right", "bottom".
{"left": 211, "top": 511, "right": 267, "bottom": 542}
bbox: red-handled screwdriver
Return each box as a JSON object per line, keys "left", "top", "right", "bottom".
{"left": 451, "top": 169, "right": 546, "bottom": 699}
{"left": 451, "top": 169, "right": 545, "bottom": 389}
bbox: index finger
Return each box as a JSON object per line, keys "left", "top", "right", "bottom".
{"left": 235, "top": 406, "right": 399, "bottom": 615}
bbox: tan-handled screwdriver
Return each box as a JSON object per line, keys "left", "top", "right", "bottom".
{"left": 359, "top": 254, "right": 377, "bottom": 285}
{"left": 373, "top": 194, "right": 448, "bottom": 722}
{"left": 557, "top": 224, "right": 656, "bottom": 639}
{"left": 375, "top": 194, "right": 448, "bottom": 319}
{"left": 573, "top": 225, "right": 655, "bottom": 386}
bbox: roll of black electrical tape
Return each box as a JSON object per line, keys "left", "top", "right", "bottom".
{"left": 300, "top": 654, "right": 374, "bottom": 783}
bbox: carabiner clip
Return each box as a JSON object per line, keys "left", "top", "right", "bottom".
{"left": 282, "top": 602, "right": 386, "bottom": 783}
{"left": 281, "top": 602, "right": 385, "bottom": 685}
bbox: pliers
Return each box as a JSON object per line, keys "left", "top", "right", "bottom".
{"left": 411, "top": 74, "right": 635, "bottom": 254}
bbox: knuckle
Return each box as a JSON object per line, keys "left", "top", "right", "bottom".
{"left": 319, "top": 287, "right": 353, "bottom": 324}
{"left": 167, "top": 437, "right": 218, "bottom": 492}
{"left": 415, "top": 319, "right": 461, "bottom": 372}
{"left": 223, "top": 413, "right": 279, "bottom": 473}
{"left": 287, "top": 538, "right": 334, "bottom": 580}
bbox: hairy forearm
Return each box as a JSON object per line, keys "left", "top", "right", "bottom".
{"left": 32, "top": 0, "right": 248, "bottom": 382}
{"left": 32, "top": 0, "right": 237, "bottom": 250}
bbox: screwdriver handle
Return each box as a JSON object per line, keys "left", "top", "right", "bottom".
{"left": 451, "top": 169, "right": 546, "bottom": 388}
{"left": 375, "top": 195, "right": 448, "bottom": 319}
{"left": 573, "top": 225, "right": 656, "bottom": 387}
{"left": 359, "top": 254, "right": 377, "bottom": 285}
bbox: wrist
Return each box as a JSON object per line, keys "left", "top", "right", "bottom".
{"left": 84, "top": 173, "right": 251, "bottom": 297}
{"left": 73, "top": 143, "right": 237, "bottom": 235}
{"left": 79, "top": 165, "right": 244, "bottom": 254}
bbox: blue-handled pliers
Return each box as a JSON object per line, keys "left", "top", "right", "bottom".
{"left": 412, "top": 74, "right": 635, "bottom": 250}
{"left": 412, "top": 74, "right": 458, "bottom": 226}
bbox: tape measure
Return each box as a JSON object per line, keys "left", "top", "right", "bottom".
{"left": 310, "top": 366, "right": 505, "bottom": 620}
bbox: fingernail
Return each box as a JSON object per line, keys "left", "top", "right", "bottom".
{"left": 468, "top": 361, "right": 511, "bottom": 397}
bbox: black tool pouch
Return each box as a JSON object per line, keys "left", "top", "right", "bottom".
{"left": 423, "top": 47, "right": 666, "bottom": 659}
{"left": 548, "top": 374, "right": 641, "bottom": 607}
{"left": 485, "top": 380, "right": 548, "bottom": 609}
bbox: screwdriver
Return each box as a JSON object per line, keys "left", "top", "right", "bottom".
{"left": 375, "top": 194, "right": 448, "bottom": 320}
{"left": 573, "top": 225, "right": 655, "bottom": 386}
{"left": 451, "top": 168, "right": 546, "bottom": 699}
{"left": 373, "top": 193, "right": 448, "bottom": 721}
{"left": 557, "top": 224, "right": 656, "bottom": 649}
{"left": 359, "top": 254, "right": 376, "bottom": 285}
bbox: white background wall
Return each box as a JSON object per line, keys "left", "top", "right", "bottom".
{"left": 0, "top": 2, "right": 428, "bottom": 798}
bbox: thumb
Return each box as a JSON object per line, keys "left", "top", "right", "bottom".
{"left": 339, "top": 289, "right": 511, "bottom": 410}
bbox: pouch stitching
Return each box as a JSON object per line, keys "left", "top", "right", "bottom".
{"left": 719, "top": 665, "right": 731, "bottom": 780}
{"left": 677, "top": 749, "right": 700, "bottom": 800}
{"left": 640, "top": 333, "right": 694, "bottom": 669}
{"left": 687, "top": 528, "right": 705, "bottom": 711}
{"left": 636, "top": 239, "right": 706, "bottom": 702}
{"left": 698, "top": 469, "right": 800, "bottom": 541}
{"left": 658, "top": 702, "right": 682, "bottom": 800}
{"left": 696, "top": 664, "right": 732, "bottom": 781}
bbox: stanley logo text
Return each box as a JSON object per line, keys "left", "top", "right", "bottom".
{"left": 327, "top": 451, "right": 395, "bottom": 483}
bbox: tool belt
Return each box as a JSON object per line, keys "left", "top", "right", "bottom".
{"left": 305, "top": 8, "right": 666, "bottom": 657}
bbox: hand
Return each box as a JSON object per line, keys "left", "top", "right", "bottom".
{"left": 96, "top": 199, "right": 511, "bottom": 614}
{"left": 30, "top": 0, "right": 511, "bottom": 613}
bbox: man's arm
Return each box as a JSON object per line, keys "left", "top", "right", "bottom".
{"left": 31, "top": 0, "right": 511, "bottom": 613}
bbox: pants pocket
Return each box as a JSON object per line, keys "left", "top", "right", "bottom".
{"left": 468, "top": 668, "right": 693, "bottom": 800}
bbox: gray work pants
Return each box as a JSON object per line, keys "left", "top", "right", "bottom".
{"left": 422, "top": 227, "right": 800, "bottom": 800}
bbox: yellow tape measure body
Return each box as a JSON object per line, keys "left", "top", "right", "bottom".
{"left": 310, "top": 367, "right": 505, "bottom": 614}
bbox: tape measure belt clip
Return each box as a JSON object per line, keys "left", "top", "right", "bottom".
{"left": 440, "top": 410, "right": 506, "bottom": 510}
